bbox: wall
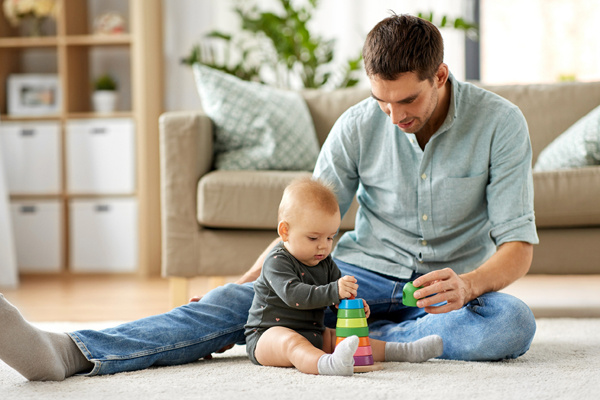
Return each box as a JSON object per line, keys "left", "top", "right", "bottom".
{"left": 481, "top": 0, "right": 600, "bottom": 84}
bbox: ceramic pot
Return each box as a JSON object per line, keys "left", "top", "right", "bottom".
{"left": 92, "top": 90, "right": 118, "bottom": 113}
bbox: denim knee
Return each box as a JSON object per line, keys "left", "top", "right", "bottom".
{"left": 472, "top": 292, "right": 536, "bottom": 360}
{"left": 200, "top": 282, "right": 254, "bottom": 306}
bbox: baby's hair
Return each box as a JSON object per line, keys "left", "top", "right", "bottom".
{"left": 278, "top": 177, "right": 339, "bottom": 223}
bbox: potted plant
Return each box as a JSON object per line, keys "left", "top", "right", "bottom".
{"left": 181, "top": 0, "right": 362, "bottom": 90}
{"left": 92, "top": 73, "right": 118, "bottom": 113}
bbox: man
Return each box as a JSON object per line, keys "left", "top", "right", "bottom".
{"left": 240, "top": 13, "right": 538, "bottom": 360}
{"left": 0, "top": 14, "right": 537, "bottom": 381}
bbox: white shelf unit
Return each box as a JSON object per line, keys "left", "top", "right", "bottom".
{"left": 0, "top": 0, "right": 163, "bottom": 275}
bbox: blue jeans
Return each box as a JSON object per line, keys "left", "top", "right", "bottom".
{"left": 69, "top": 260, "right": 536, "bottom": 376}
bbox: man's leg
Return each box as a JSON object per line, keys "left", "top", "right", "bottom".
{"left": 368, "top": 291, "right": 536, "bottom": 361}
{"left": 2, "top": 282, "right": 255, "bottom": 379}
{"left": 0, "top": 294, "right": 93, "bottom": 381}
{"left": 332, "top": 260, "right": 536, "bottom": 361}
{"left": 69, "top": 282, "right": 255, "bottom": 375}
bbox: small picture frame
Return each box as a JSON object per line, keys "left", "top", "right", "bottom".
{"left": 7, "top": 74, "right": 62, "bottom": 116}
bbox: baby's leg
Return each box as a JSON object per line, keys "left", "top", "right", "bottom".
{"left": 322, "top": 327, "right": 338, "bottom": 353}
{"left": 370, "top": 335, "right": 443, "bottom": 363}
{"left": 254, "top": 327, "right": 357, "bottom": 376}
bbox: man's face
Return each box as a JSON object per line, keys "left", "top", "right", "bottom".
{"left": 369, "top": 72, "right": 440, "bottom": 135}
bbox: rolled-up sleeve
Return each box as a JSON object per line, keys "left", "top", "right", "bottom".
{"left": 487, "top": 107, "right": 539, "bottom": 246}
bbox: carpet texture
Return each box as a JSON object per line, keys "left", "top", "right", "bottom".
{"left": 1, "top": 319, "right": 599, "bottom": 400}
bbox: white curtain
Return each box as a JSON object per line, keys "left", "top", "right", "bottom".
{"left": 0, "top": 130, "right": 18, "bottom": 288}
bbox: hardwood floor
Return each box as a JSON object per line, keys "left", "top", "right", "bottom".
{"left": 3, "top": 274, "right": 600, "bottom": 322}
{"left": 1, "top": 274, "right": 240, "bottom": 322}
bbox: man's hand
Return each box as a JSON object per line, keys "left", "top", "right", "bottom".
{"left": 412, "top": 268, "right": 472, "bottom": 314}
{"left": 338, "top": 275, "right": 358, "bottom": 299}
{"left": 412, "top": 242, "right": 533, "bottom": 314}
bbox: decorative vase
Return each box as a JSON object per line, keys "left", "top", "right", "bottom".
{"left": 92, "top": 90, "right": 118, "bottom": 113}
{"left": 23, "top": 16, "right": 45, "bottom": 37}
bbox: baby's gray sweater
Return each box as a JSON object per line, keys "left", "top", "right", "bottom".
{"left": 245, "top": 242, "right": 342, "bottom": 336}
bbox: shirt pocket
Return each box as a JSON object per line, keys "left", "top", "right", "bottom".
{"left": 438, "top": 171, "right": 488, "bottom": 225}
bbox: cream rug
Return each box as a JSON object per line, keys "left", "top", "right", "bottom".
{"left": 1, "top": 319, "right": 599, "bottom": 400}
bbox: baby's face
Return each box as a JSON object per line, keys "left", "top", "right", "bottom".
{"left": 283, "top": 207, "right": 340, "bottom": 266}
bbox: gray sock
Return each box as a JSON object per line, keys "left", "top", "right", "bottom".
{"left": 0, "top": 294, "right": 93, "bottom": 381}
{"left": 385, "top": 335, "right": 444, "bottom": 363}
{"left": 317, "top": 335, "right": 359, "bottom": 376}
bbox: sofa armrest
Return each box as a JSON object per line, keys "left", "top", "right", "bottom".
{"left": 159, "top": 110, "right": 213, "bottom": 277}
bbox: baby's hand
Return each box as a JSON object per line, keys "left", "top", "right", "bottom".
{"left": 362, "top": 299, "right": 371, "bottom": 318}
{"left": 338, "top": 275, "right": 358, "bottom": 299}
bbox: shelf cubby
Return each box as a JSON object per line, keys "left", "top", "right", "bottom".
{"left": 0, "top": 0, "right": 163, "bottom": 275}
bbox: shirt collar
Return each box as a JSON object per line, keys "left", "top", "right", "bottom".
{"left": 435, "top": 71, "right": 459, "bottom": 135}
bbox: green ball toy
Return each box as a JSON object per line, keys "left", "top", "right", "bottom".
{"left": 402, "top": 281, "right": 421, "bottom": 307}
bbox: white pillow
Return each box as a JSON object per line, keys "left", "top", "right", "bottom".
{"left": 192, "top": 64, "right": 320, "bottom": 171}
{"left": 534, "top": 105, "right": 600, "bottom": 171}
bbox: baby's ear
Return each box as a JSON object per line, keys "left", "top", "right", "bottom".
{"left": 277, "top": 221, "right": 289, "bottom": 241}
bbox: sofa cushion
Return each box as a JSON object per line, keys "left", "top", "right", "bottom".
{"left": 533, "top": 166, "right": 600, "bottom": 227}
{"left": 192, "top": 64, "right": 320, "bottom": 171}
{"left": 534, "top": 104, "right": 600, "bottom": 171}
{"left": 302, "top": 87, "right": 370, "bottom": 146}
{"left": 197, "top": 170, "right": 358, "bottom": 230}
{"left": 198, "top": 167, "right": 600, "bottom": 231}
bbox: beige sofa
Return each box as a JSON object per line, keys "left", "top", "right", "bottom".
{"left": 159, "top": 80, "right": 600, "bottom": 308}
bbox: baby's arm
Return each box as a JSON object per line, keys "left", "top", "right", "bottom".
{"left": 264, "top": 255, "right": 340, "bottom": 309}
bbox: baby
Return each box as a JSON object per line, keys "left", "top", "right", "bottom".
{"left": 244, "top": 177, "right": 443, "bottom": 375}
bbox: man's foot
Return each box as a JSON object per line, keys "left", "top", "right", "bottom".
{"left": 0, "top": 294, "right": 93, "bottom": 381}
{"left": 385, "top": 335, "right": 444, "bottom": 362}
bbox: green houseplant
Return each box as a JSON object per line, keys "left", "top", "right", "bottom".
{"left": 92, "top": 73, "right": 118, "bottom": 113}
{"left": 182, "top": 0, "right": 362, "bottom": 90}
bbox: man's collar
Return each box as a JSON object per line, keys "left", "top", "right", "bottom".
{"left": 436, "top": 72, "right": 458, "bottom": 134}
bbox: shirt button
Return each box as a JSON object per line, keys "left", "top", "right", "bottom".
{"left": 422, "top": 214, "right": 428, "bottom": 221}
{"left": 421, "top": 240, "right": 428, "bottom": 246}
{"left": 421, "top": 173, "right": 427, "bottom": 180}
{"left": 409, "top": 138, "right": 415, "bottom": 144}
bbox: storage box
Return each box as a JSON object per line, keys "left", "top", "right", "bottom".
{"left": 10, "top": 200, "right": 63, "bottom": 272}
{"left": 66, "top": 118, "right": 135, "bottom": 194}
{"left": 0, "top": 121, "right": 61, "bottom": 194}
{"left": 69, "top": 198, "right": 138, "bottom": 272}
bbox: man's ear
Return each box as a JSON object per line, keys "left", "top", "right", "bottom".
{"left": 278, "top": 221, "right": 289, "bottom": 241}
{"left": 435, "top": 63, "right": 449, "bottom": 88}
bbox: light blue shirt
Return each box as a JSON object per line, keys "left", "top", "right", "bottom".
{"left": 313, "top": 75, "right": 539, "bottom": 279}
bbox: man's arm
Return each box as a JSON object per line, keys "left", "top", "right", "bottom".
{"left": 413, "top": 241, "right": 533, "bottom": 314}
{"left": 235, "top": 237, "right": 280, "bottom": 284}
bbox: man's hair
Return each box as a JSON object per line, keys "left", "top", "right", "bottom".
{"left": 363, "top": 13, "right": 444, "bottom": 82}
{"left": 278, "top": 177, "right": 339, "bottom": 223}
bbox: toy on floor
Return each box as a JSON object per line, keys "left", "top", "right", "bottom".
{"left": 402, "top": 281, "right": 421, "bottom": 307}
{"left": 335, "top": 298, "right": 383, "bottom": 372}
